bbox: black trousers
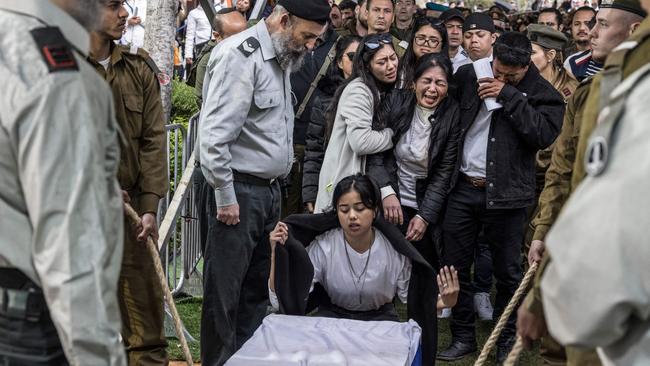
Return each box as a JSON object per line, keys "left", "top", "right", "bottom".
{"left": 0, "top": 273, "right": 68, "bottom": 366}
{"left": 200, "top": 179, "right": 281, "bottom": 366}
{"left": 441, "top": 180, "right": 526, "bottom": 347}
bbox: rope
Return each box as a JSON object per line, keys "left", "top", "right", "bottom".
{"left": 124, "top": 203, "right": 194, "bottom": 366}
{"left": 503, "top": 336, "right": 525, "bottom": 366}
{"left": 473, "top": 261, "right": 538, "bottom": 366}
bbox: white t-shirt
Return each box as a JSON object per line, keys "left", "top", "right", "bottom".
{"left": 460, "top": 101, "right": 492, "bottom": 178}
{"left": 270, "top": 228, "right": 411, "bottom": 312}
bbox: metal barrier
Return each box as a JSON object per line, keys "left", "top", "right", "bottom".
{"left": 158, "top": 114, "right": 203, "bottom": 296}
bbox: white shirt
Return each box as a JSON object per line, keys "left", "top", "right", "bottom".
{"left": 460, "top": 101, "right": 492, "bottom": 178}
{"left": 120, "top": 0, "right": 147, "bottom": 48}
{"left": 270, "top": 228, "right": 411, "bottom": 312}
{"left": 395, "top": 105, "right": 435, "bottom": 209}
{"left": 184, "top": 6, "right": 212, "bottom": 59}
{"left": 450, "top": 45, "right": 471, "bottom": 73}
{"left": 98, "top": 56, "right": 111, "bottom": 71}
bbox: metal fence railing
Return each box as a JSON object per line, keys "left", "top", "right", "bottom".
{"left": 158, "top": 114, "right": 202, "bottom": 296}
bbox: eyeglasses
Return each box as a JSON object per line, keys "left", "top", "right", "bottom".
{"left": 364, "top": 33, "right": 392, "bottom": 50}
{"left": 346, "top": 52, "right": 356, "bottom": 60}
{"left": 414, "top": 36, "right": 441, "bottom": 47}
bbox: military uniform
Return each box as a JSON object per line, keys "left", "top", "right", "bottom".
{"left": 0, "top": 1, "right": 126, "bottom": 365}
{"left": 88, "top": 44, "right": 169, "bottom": 366}
{"left": 198, "top": 20, "right": 294, "bottom": 365}
{"left": 526, "top": 4, "right": 649, "bottom": 366}
{"left": 193, "top": 39, "right": 217, "bottom": 105}
{"left": 390, "top": 21, "right": 414, "bottom": 42}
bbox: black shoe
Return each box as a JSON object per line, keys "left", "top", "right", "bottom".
{"left": 437, "top": 340, "right": 477, "bottom": 361}
{"left": 496, "top": 337, "right": 516, "bottom": 365}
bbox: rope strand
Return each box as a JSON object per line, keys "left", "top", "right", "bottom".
{"left": 473, "top": 261, "right": 538, "bottom": 366}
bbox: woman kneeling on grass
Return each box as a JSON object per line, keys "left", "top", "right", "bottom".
{"left": 267, "top": 173, "right": 459, "bottom": 365}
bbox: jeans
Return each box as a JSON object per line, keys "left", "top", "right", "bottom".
{"left": 441, "top": 180, "right": 526, "bottom": 347}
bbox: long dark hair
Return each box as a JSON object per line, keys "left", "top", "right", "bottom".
{"left": 398, "top": 16, "right": 449, "bottom": 89}
{"left": 328, "top": 173, "right": 382, "bottom": 215}
{"left": 325, "top": 33, "right": 397, "bottom": 142}
{"left": 380, "top": 53, "right": 453, "bottom": 138}
{"left": 318, "top": 35, "right": 362, "bottom": 96}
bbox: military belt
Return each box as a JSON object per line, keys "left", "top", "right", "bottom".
{"left": 233, "top": 170, "right": 277, "bottom": 186}
{"left": 0, "top": 269, "right": 46, "bottom": 322}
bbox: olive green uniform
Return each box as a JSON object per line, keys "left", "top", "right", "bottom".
{"left": 194, "top": 39, "right": 217, "bottom": 105}
{"left": 526, "top": 15, "right": 650, "bottom": 366}
{"left": 89, "top": 44, "right": 169, "bottom": 366}
{"left": 390, "top": 21, "right": 414, "bottom": 42}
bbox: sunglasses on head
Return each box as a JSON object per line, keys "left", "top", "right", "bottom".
{"left": 417, "top": 16, "right": 444, "bottom": 28}
{"left": 345, "top": 52, "right": 356, "bottom": 60}
{"left": 364, "top": 33, "right": 393, "bottom": 50}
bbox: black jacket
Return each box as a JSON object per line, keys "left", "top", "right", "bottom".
{"left": 452, "top": 63, "right": 565, "bottom": 209}
{"left": 366, "top": 90, "right": 461, "bottom": 224}
{"left": 290, "top": 27, "right": 339, "bottom": 145}
{"left": 274, "top": 213, "right": 438, "bottom": 366}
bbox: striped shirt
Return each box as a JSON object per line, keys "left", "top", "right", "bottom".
{"left": 564, "top": 50, "right": 603, "bottom": 82}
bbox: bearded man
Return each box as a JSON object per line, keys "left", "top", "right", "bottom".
{"left": 197, "top": 1, "right": 328, "bottom": 365}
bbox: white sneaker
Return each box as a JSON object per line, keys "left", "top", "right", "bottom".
{"left": 438, "top": 307, "right": 452, "bottom": 319}
{"left": 474, "top": 292, "right": 494, "bottom": 321}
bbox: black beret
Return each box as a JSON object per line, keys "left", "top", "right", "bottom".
{"left": 278, "top": 0, "right": 331, "bottom": 24}
{"left": 440, "top": 8, "right": 465, "bottom": 23}
{"left": 463, "top": 12, "right": 496, "bottom": 33}
{"left": 599, "top": 0, "right": 647, "bottom": 18}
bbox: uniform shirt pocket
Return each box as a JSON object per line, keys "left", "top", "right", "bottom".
{"left": 122, "top": 93, "right": 144, "bottom": 138}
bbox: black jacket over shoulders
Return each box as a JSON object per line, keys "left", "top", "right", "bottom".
{"left": 366, "top": 90, "right": 461, "bottom": 225}
{"left": 452, "top": 63, "right": 565, "bottom": 209}
{"left": 274, "top": 213, "right": 438, "bottom": 366}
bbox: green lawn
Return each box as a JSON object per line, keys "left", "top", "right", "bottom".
{"left": 168, "top": 297, "right": 542, "bottom": 365}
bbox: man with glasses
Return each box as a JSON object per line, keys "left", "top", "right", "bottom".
{"left": 391, "top": 0, "right": 417, "bottom": 42}
{"left": 439, "top": 31, "right": 564, "bottom": 363}
{"left": 441, "top": 8, "right": 470, "bottom": 72}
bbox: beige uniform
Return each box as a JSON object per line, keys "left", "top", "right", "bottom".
{"left": 0, "top": 1, "right": 126, "bottom": 365}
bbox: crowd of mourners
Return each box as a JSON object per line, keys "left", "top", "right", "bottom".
{"left": 2, "top": 0, "right": 650, "bottom": 365}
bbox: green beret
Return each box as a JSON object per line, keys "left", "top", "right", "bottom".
{"left": 600, "top": 0, "right": 647, "bottom": 18}
{"left": 527, "top": 23, "right": 568, "bottom": 51}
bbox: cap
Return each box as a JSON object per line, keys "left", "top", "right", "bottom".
{"left": 278, "top": 0, "right": 331, "bottom": 24}
{"left": 463, "top": 12, "right": 496, "bottom": 33}
{"left": 440, "top": 8, "right": 465, "bottom": 23}
{"left": 425, "top": 3, "right": 450, "bottom": 13}
{"left": 527, "top": 23, "right": 568, "bottom": 51}
{"left": 599, "top": 0, "right": 647, "bottom": 17}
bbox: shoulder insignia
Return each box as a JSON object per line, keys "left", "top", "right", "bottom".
{"left": 562, "top": 87, "right": 572, "bottom": 97}
{"left": 30, "top": 27, "right": 78, "bottom": 73}
{"left": 125, "top": 46, "right": 170, "bottom": 87}
{"left": 238, "top": 37, "right": 260, "bottom": 57}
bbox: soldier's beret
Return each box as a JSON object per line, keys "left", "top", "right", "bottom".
{"left": 278, "top": 0, "right": 331, "bottom": 24}
{"left": 463, "top": 12, "right": 496, "bottom": 33}
{"left": 527, "top": 24, "right": 568, "bottom": 51}
{"left": 600, "top": 0, "right": 647, "bottom": 17}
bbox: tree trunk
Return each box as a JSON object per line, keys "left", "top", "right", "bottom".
{"left": 144, "top": 0, "right": 178, "bottom": 122}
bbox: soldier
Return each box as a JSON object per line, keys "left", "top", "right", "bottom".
{"left": 518, "top": 0, "right": 647, "bottom": 364}
{"left": 542, "top": 59, "right": 650, "bottom": 366}
{"left": 0, "top": 0, "right": 126, "bottom": 365}
{"left": 87, "top": 1, "right": 169, "bottom": 365}
{"left": 391, "top": 0, "right": 417, "bottom": 42}
{"left": 366, "top": 0, "right": 409, "bottom": 57}
{"left": 198, "top": 0, "right": 328, "bottom": 364}
{"left": 194, "top": 8, "right": 248, "bottom": 106}
{"left": 338, "top": 0, "right": 369, "bottom": 37}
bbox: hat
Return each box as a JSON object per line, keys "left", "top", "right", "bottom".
{"left": 425, "top": 3, "right": 450, "bottom": 13}
{"left": 440, "top": 8, "right": 465, "bottom": 23}
{"left": 463, "top": 12, "right": 496, "bottom": 33}
{"left": 599, "top": 0, "right": 647, "bottom": 17}
{"left": 527, "top": 24, "right": 568, "bottom": 51}
{"left": 278, "top": 0, "right": 331, "bottom": 24}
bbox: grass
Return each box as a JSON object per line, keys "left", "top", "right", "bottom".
{"left": 168, "top": 297, "right": 543, "bottom": 365}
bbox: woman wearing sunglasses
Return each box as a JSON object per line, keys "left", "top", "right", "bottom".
{"left": 397, "top": 16, "right": 449, "bottom": 89}
{"left": 313, "top": 33, "right": 399, "bottom": 213}
{"left": 367, "top": 53, "right": 460, "bottom": 270}
{"left": 303, "top": 35, "right": 362, "bottom": 214}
